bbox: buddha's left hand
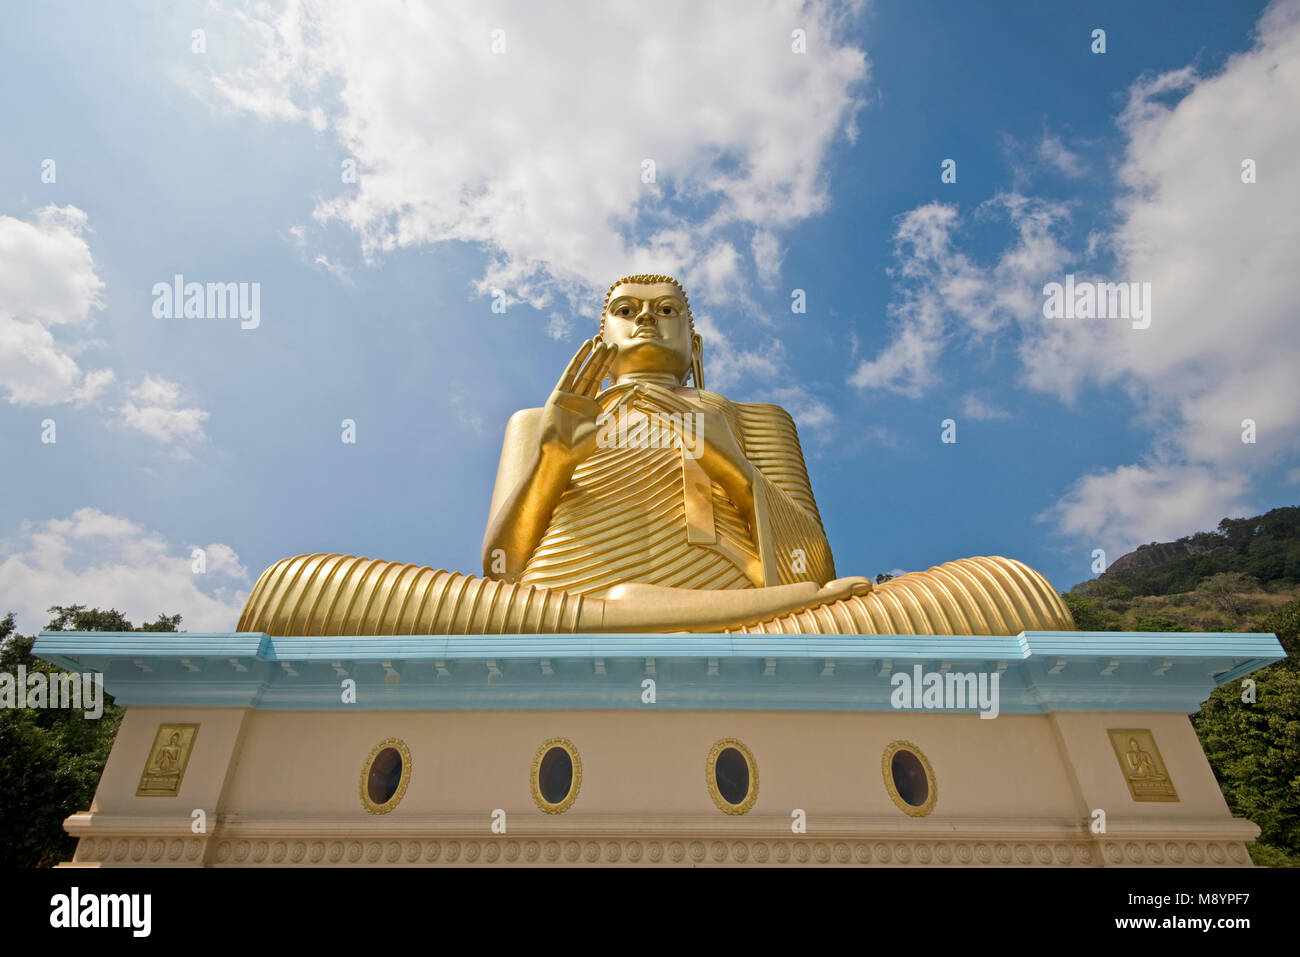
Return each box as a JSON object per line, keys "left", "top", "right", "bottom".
{"left": 686, "top": 410, "right": 756, "bottom": 515}
{"left": 629, "top": 384, "right": 756, "bottom": 510}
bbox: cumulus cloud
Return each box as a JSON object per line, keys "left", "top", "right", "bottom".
{"left": 0, "top": 508, "right": 249, "bottom": 634}
{"left": 207, "top": 0, "right": 870, "bottom": 379}
{"left": 853, "top": 0, "right": 1300, "bottom": 555}
{"left": 850, "top": 195, "right": 1070, "bottom": 396}
{"left": 1037, "top": 132, "right": 1087, "bottom": 178}
{"left": 0, "top": 205, "right": 113, "bottom": 406}
{"left": 118, "top": 374, "right": 210, "bottom": 446}
{"left": 0, "top": 206, "right": 211, "bottom": 450}
{"left": 961, "top": 393, "right": 1011, "bottom": 421}
{"left": 1042, "top": 463, "right": 1254, "bottom": 551}
{"left": 1035, "top": 0, "right": 1300, "bottom": 549}
{"left": 545, "top": 312, "right": 573, "bottom": 341}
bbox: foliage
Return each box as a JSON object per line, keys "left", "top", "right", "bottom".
{"left": 1075, "top": 507, "right": 1300, "bottom": 597}
{"left": 1063, "top": 512, "right": 1300, "bottom": 867}
{"left": 0, "top": 606, "right": 180, "bottom": 868}
{"left": 1191, "top": 599, "right": 1300, "bottom": 860}
{"left": 1061, "top": 593, "right": 1122, "bottom": 631}
{"left": 1131, "top": 615, "right": 1195, "bottom": 632}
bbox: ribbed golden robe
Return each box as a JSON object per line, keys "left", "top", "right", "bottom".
{"left": 517, "top": 385, "right": 833, "bottom": 595}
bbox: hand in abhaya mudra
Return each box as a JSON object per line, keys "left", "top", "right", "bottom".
{"left": 538, "top": 337, "right": 618, "bottom": 469}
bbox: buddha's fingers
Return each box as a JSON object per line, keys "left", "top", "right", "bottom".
{"left": 818, "top": 576, "right": 874, "bottom": 601}
{"left": 556, "top": 338, "right": 595, "bottom": 393}
{"left": 578, "top": 341, "right": 617, "bottom": 397}
{"left": 573, "top": 340, "right": 611, "bottom": 396}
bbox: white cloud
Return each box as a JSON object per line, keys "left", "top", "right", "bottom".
{"left": 313, "top": 253, "right": 353, "bottom": 285}
{"left": 0, "top": 205, "right": 113, "bottom": 407}
{"left": 751, "top": 230, "right": 784, "bottom": 288}
{"left": 850, "top": 195, "right": 1070, "bottom": 396}
{"left": 854, "top": 0, "right": 1300, "bottom": 551}
{"left": 961, "top": 393, "right": 1011, "bottom": 421}
{"left": 1037, "top": 133, "right": 1086, "bottom": 178}
{"left": 692, "top": 312, "right": 785, "bottom": 391}
{"left": 0, "top": 508, "right": 249, "bottom": 635}
{"left": 207, "top": 0, "right": 870, "bottom": 374}
{"left": 0, "top": 206, "right": 212, "bottom": 451}
{"left": 762, "top": 385, "right": 835, "bottom": 436}
{"left": 118, "top": 374, "right": 210, "bottom": 445}
{"left": 0, "top": 205, "right": 104, "bottom": 326}
{"left": 545, "top": 312, "right": 573, "bottom": 341}
{"left": 1041, "top": 463, "right": 1254, "bottom": 555}
{"left": 1034, "top": 0, "right": 1300, "bottom": 545}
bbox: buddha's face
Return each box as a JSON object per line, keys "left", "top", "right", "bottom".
{"left": 602, "top": 281, "right": 695, "bottom": 381}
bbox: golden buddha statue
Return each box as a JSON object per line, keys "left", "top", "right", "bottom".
{"left": 238, "top": 275, "right": 1075, "bottom": 636}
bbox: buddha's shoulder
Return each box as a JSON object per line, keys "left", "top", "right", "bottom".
{"left": 503, "top": 407, "right": 544, "bottom": 430}
{"left": 495, "top": 407, "right": 545, "bottom": 446}
{"left": 730, "top": 399, "right": 801, "bottom": 432}
{"left": 692, "top": 391, "right": 777, "bottom": 413}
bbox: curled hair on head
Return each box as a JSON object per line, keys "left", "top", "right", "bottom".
{"left": 600, "top": 274, "right": 694, "bottom": 335}
{"left": 600, "top": 274, "right": 703, "bottom": 388}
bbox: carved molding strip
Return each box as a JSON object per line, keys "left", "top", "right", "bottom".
{"left": 73, "top": 835, "right": 1252, "bottom": 867}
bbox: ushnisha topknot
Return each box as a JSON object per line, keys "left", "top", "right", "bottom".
{"left": 600, "top": 274, "right": 694, "bottom": 335}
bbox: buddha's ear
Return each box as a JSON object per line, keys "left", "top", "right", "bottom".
{"left": 691, "top": 333, "right": 705, "bottom": 391}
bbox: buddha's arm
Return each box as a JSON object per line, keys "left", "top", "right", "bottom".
{"left": 738, "top": 402, "right": 837, "bottom": 585}
{"left": 481, "top": 407, "right": 574, "bottom": 580}
{"left": 481, "top": 337, "right": 617, "bottom": 579}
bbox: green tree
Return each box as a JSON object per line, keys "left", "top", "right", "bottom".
{"left": 1192, "top": 597, "right": 1300, "bottom": 864}
{"left": 1195, "top": 572, "right": 1259, "bottom": 618}
{"left": 1061, "top": 593, "right": 1121, "bottom": 631}
{"left": 45, "top": 605, "right": 133, "bottom": 632}
{"left": 0, "top": 606, "right": 181, "bottom": 867}
{"left": 1132, "top": 615, "right": 1195, "bottom": 632}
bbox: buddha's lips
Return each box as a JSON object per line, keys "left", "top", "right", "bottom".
{"left": 631, "top": 327, "right": 661, "bottom": 338}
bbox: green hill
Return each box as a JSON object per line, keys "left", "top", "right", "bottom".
{"left": 1065, "top": 506, "right": 1300, "bottom": 633}
{"left": 1065, "top": 506, "right": 1300, "bottom": 866}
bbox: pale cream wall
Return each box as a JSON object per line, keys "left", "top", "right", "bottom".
{"left": 92, "top": 706, "right": 249, "bottom": 817}
{"left": 1053, "top": 712, "right": 1232, "bottom": 820}
{"left": 210, "top": 709, "right": 1160, "bottom": 822}
{"left": 68, "top": 706, "right": 1256, "bottom": 866}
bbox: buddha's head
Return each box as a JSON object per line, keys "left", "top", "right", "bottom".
{"left": 600, "top": 274, "right": 704, "bottom": 387}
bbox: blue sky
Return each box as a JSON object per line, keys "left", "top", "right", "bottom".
{"left": 1, "top": 0, "right": 1297, "bottom": 633}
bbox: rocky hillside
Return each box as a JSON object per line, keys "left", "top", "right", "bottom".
{"left": 1065, "top": 506, "right": 1300, "bottom": 634}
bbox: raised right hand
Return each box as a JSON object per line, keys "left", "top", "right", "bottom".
{"left": 537, "top": 337, "right": 618, "bottom": 467}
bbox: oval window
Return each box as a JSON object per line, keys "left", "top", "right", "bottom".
{"left": 891, "top": 750, "right": 928, "bottom": 806}
{"left": 531, "top": 738, "right": 581, "bottom": 813}
{"left": 360, "top": 738, "right": 411, "bottom": 814}
{"left": 707, "top": 738, "right": 758, "bottom": 814}
{"left": 882, "top": 741, "right": 937, "bottom": 817}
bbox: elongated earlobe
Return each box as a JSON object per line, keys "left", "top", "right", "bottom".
{"left": 691, "top": 333, "right": 705, "bottom": 390}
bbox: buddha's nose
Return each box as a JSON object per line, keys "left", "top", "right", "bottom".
{"left": 635, "top": 302, "right": 656, "bottom": 325}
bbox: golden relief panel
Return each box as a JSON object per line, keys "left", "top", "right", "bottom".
{"left": 136, "top": 723, "right": 199, "bottom": 797}
{"left": 1108, "top": 728, "right": 1179, "bottom": 802}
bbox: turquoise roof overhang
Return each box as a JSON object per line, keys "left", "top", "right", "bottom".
{"left": 31, "top": 631, "right": 1286, "bottom": 714}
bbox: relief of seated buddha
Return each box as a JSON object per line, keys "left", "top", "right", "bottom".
{"left": 237, "top": 274, "right": 1076, "bottom": 636}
